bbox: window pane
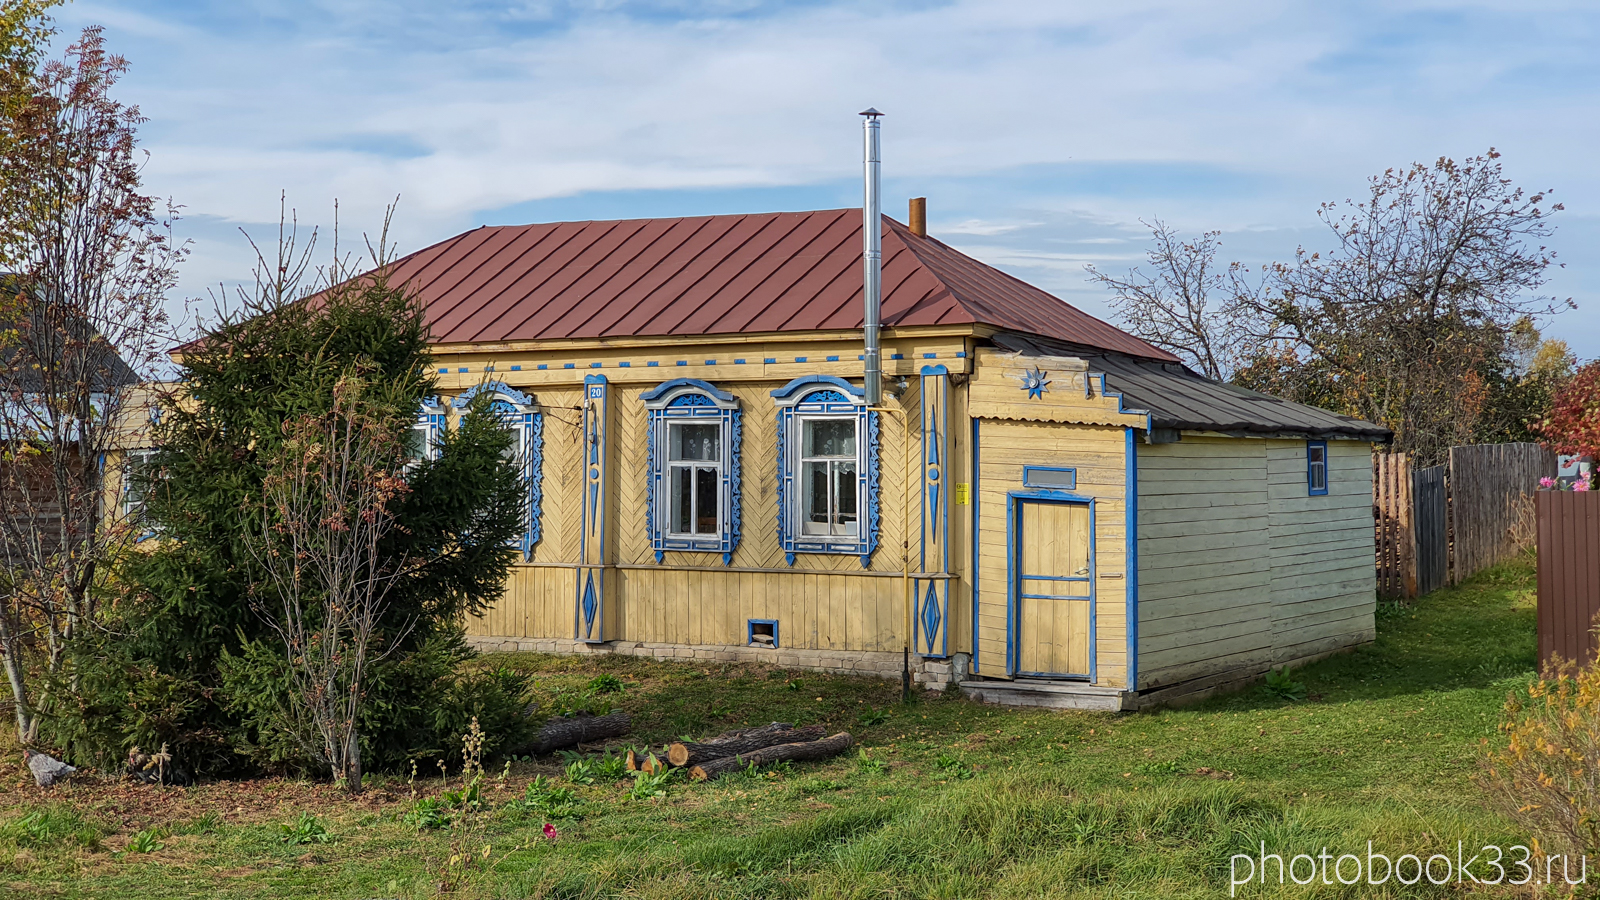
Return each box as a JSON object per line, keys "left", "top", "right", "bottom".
{"left": 802, "top": 460, "right": 830, "bottom": 533}
{"left": 407, "top": 423, "right": 429, "bottom": 461}
{"left": 694, "top": 467, "right": 718, "bottom": 534}
{"left": 803, "top": 419, "right": 855, "bottom": 458}
{"left": 671, "top": 466, "right": 691, "bottom": 533}
{"left": 502, "top": 422, "right": 521, "bottom": 464}
{"left": 833, "top": 461, "right": 858, "bottom": 535}
{"left": 1308, "top": 445, "right": 1326, "bottom": 464}
{"left": 1311, "top": 464, "right": 1327, "bottom": 492}
{"left": 670, "top": 423, "right": 719, "bottom": 462}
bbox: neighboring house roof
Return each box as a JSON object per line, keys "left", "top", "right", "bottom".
{"left": 0, "top": 277, "right": 139, "bottom": 392}
{"left": 991, "top": 332, "right": 1392, "bottom": 442}
{"left": 384, "top": 209, "right": 1178, "bottom": 362}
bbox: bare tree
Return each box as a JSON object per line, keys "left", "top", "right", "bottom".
{"left": 1086, "top": 219, "right": 1256, "bottom": 380}
{"left": 0, "top": 26, "right": 183, "bottom": 741}
{"left": 1238, "top": 150, "right": 1567, "bottom": 465}
{"left": 248, "top": 374, "right": 414, "bottom": 792}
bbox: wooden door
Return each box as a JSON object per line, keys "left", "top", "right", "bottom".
{"left": 1012, "top": 499, "right": 1094, "bottom": 678}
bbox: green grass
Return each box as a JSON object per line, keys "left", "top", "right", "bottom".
{"left": 0, "top": 558, "right": 1540, "bottom": 898}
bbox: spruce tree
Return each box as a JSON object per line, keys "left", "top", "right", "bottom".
{"left": 57, "top": 241, "right": 532, "bottom": 774}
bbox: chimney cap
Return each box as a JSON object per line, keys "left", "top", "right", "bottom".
{"left": 859, "top": 107, "right": 884, "bottom": 118}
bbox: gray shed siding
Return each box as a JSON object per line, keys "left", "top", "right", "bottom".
{"left": 1135, "top": 436, "right": 1375, "bottom": 691}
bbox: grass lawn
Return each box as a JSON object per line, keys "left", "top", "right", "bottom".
{"left": 0, "top": 558, "right": 1543, "bottom": 898}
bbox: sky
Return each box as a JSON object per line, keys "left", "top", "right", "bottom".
{"left": 55, "top": 0, "right": 1600, "bottom": 356}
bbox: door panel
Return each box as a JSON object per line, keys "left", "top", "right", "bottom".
{"left": 1014, "top": 500, "right": 1093, "bottom": 677}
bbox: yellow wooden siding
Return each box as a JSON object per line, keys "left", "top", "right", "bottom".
{"left": 972, "top": 419, "right": 1127, "bottom": 686}
{"left": 456, "top": 338, "right": 942, "bottom": 654}
{"left": 1135, "top": 436, "right": 1375, "bottom": 690}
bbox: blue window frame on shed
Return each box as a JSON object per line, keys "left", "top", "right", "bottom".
{"left": 772, "top": 375, "right": 880, "bottom": 567}
{"left": 642, "top": 378, "right": 742, "bottom": 565}
{"left": 453, "top": 382, "right": 544, "bottom": 559}
{"left": 1306, "top": 440, "right": 1329, "bottom": 496}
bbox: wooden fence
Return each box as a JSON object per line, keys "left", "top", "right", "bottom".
{"left": 1374, "top": 442, "right": 1554, "bottom": 600}
{"left": 1450, "top": 443, "right": 1556, "bottom": 584}
{"left": 1413, "top": 465, "right": 1447, "bottom": 596}
{"left": 1536, "top": 490, "right": 1600, "bottom": 669}
{"left": 1374, "top": 452, "right": 1416, "bottom": 599}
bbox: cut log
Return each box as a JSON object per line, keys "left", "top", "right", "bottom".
{"left": 667, "top": 723, "right": 821, "bottom": 768}
{"left": 516, "top": 711, "right": 631, "bottom": 756}
{"left": 625, "top": 749, "right": 640, "bottom": 772}
{"left": 640, "top": 753, "right": 665, "bottom": 775}
{"left": 689, "top": 732, "right": 853, "bottom": 781}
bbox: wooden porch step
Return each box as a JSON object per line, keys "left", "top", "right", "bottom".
{"left": 959, "top": 678, "right": 1136, "bottom": 711}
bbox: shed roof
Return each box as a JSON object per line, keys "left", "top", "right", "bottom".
{"left": 385, "top": 209, "right": 1177, "bottom": 361}
{"left": 990, "top": 332, "right": 1391, "bottom": 442}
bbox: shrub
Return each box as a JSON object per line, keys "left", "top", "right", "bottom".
{"left": 1483, "top": 659, "right": 1600, "bottom": 857}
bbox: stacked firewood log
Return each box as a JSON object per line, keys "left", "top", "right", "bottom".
{"left": 624, "top": 722, "right": 852, "bottom": 781}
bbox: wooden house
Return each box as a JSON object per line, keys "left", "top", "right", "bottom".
{"left": 386, "top": 205, "right": 1389, "bottom": 709}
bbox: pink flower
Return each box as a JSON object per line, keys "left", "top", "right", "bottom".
{"left": 1577, "top": 479, "right": 1592, "bottom": 492}
{"left": 542, "top": 823, "right": 558, "bottom": 841}
{"left": 1541, "top": 477, "right": 1557, "bottom": 489}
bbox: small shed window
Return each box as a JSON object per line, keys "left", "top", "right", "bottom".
{"left": 772, "top": 375, "right": 880, "bottom": 567}
{"left": 643, "top": 378, "right": 742, "bottom": 564}
{"left": 1306, "top": 441, "right": 1329, "bottom": 496}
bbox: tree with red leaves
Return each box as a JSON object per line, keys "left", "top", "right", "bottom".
{"left": 1539, "top": 361, "right": 1600, "bottom": 460}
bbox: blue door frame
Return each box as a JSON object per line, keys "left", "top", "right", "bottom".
{"left": 1005, "top": 491, "right": 1097, "bottom": 681}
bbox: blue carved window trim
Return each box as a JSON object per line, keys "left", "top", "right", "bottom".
{"left": 453, "top": 382, "right": 544, "bottom": 559}
{"left": 772, "top": 375, "right": 880, "bottom": 568}
{"left": 642, "top": 378, "right": 741, "bottom": 565}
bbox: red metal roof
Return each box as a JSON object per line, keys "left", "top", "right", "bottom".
{"left": 384, "top": 208, "right": 1176, "bottom": 361}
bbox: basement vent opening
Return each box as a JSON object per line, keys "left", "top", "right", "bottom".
{"left": 748, "top": 619, "right": 778, "bottom": 649}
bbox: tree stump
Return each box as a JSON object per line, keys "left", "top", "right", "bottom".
{"left": 689, "top": 732, "right": 853, "bottom": 781}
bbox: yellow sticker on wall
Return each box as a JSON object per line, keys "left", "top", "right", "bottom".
{"left": 954, "top": 483, "right": 970, "bottom": 506}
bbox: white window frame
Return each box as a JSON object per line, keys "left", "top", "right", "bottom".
{"left": 664, "top": 419, "right": 725, "bottom": 539}
{"left": 796, "top": 414, "right": 861, "bottom": 539}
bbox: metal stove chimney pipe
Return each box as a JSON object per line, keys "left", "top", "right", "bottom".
{"left": 859, "top": 107, "right": 884, "bottom": 406}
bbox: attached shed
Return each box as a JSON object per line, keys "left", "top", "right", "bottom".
{"left": 383, "top": 206, "right": 1388, "bottom": 709}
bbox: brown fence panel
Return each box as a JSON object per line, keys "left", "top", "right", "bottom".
{"left": 1451, "top": 442, "right": 1557, "bottom": 585}
{"left": 1537, "top": 491, "right": 1600, "bottom": 669}
{"left": 1414, "top": 465, "right": 1447, "bottom": 596}
{"left": 1374, "top": 452, "right": 1415, "bottom": 599}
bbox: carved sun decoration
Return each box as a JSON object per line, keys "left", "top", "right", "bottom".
{"left": 1021, "top": 366, "right": 1051, "bottom": 399}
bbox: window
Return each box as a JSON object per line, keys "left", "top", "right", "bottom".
{"left": 668, "top": 421, "right": 721, "bottom": 536}
{"left": 772, "top": 375, "right": 879, "bottom": 567}
{"left": 1307, "top": 441, "right": 1329, "bottom": 496}
{"left": 451, "top": 382, "right": 543, "bottom": 558}
{"left": 408, "top": 399, "right": 446, "bottom": 468}
{"left": 121, "top": 449, "right": 155, "bottom": 523}
{"left": 801, "top": 418, "right": 858, "bottom": 537}
{"left": 643, "top": 378, "right": 742, "bottom": 563}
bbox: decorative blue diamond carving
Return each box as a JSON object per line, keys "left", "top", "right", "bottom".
{"left": 581, "top": 573, "right": 598, "bottom": 638}
{"left": 921, "top": 583, "right": 942, "bottom": 654}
